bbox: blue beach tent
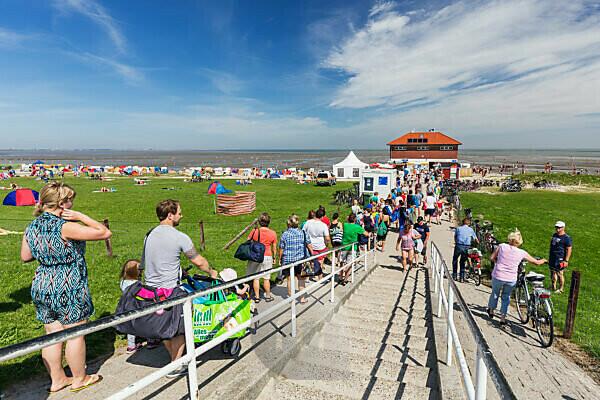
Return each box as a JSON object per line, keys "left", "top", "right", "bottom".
{"left": 207, "top": 181, "right": 232, "bottom": 194}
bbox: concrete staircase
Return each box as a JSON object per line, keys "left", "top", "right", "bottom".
{"left": 256, "top": 264, "right": 439, "bottom": 399}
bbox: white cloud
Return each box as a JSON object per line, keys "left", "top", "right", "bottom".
{"left": 0, "top": 27, "right": 30, "bottom": 48}
{"left": 53, "top": 0, "right": 127, "bottom": 54}
{"left": 197, "top": 68, "right": 244, "bottom": 94}
{"left": 73, "top": 52, "right": 143, "bottom": 84}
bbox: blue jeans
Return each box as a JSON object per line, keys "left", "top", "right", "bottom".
{"left": 487, "top": 278, "right": 516, "bottom": 316}
{"left": 452, "top": 244, "right": 470, "bottom": 279}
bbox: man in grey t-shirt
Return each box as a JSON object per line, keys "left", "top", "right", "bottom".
{"left": 144, "top": 199, "right": 217, "bottom": 377}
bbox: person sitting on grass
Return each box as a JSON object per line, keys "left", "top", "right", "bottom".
{"left": 487, "top": 230, "right": 547, "bottom": 325}
{"left": 246, "top": 212, "right": 278, "bottom": 303}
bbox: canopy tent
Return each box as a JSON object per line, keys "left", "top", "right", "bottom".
{"left": 333, "top": 151, "right": 369, "bottom": 179}
{"left": 33, "top": 160, "right": 44, "bottom": 165}
{"left": 3, "top": 189, "right": 39, "bottom": 206}
{"left": 207, "top": 181, "right": 232, "bottom": 195}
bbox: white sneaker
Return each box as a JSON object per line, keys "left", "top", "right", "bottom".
{"left": 166, "top": 365, "right": 188, "bottom": 379}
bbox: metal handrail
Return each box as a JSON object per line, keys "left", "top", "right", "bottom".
{"left": 431, "top": 242, "right": 516, "bottom": 400}
{"left": 0, "top": 242, "right": 375, "bottom": 399}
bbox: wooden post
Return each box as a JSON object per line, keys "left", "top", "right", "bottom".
{"left": 564, "top": 270, "right": 581, "bottom": 339}
{"left": 103, "top": 219, "right": 113, "bottom": 257}
{"left": 199, "top": 220, "right": 206, "bottom": 251}
{"left": 222, "top": 217, "right": 259, "bottom": 250}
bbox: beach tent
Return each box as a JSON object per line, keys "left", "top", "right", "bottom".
{"left": 3, "top": 189, "right": 39, "bottom": 206}
{"left": 268, "top": 173, "right": 281, "bottom": 179}
{"left": 33, "top": 160, "right": 44, "bottom": 165}
{"left": 333, "top": 151, "right": 369, "bottom": 180}
{"left": 207, "top": 181, "right": 232, "bottom": 195}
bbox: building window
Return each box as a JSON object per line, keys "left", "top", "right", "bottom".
{"left": 417, "top": 146, "right": 429, "bottom": 151}
{"left": 352, "top": 168, "right": 360, "bottom": 177}
{"left": 392, "top": 145, "right": 406, "bottom": 151}
{"left": 440, "top": 146, "right": 454, "bottom": 150}
{"left": 337, "top": 168, "right": 344, "bottom": 177}
{"left": 408, "top": 138, "right": 428, "bottom": 143}
{"left": 364, "top": 177, "right": 374, "bottom": 191}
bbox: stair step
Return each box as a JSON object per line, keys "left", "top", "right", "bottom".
{"left": 257, "top": 378, "right": 349, "bottom": 400}
{"left": 281, "top": 359, "right": 434, "bottom": 400}
{"left": 349, "top": 296, "right": 428, "bottom": 312}
{"left": 330, "top": 315, "right": 429, "bottom": 337}
{"left": 297, "top": 346, "right": 435, "bottom": 385}
{"left": 310, "top": 334, "right": 431, "bottom": 367}
{"left": 337, "top": 307, "right": 427, "bottom": 326}
{"left": 324, "top": 322, "right": 430, "bottom": 350}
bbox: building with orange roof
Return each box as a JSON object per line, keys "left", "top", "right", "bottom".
{"left": 387, "top": 130, "right": 462, "bottom": 166}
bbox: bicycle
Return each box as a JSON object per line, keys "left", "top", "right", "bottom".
{"left": 465, "top": 247, "right": 482, "bottom": 286}
{"left": 513, "top": 261, "right": 554, "bottom": 347}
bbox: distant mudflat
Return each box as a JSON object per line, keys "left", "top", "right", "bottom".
{"left": 1, "top": 149, "right": 599, "bottom": 172}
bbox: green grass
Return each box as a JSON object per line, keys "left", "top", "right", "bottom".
{"left": 461, "top": 190, "right": 600, "bottom": 360}
{"left": 514, "top": 172, "right": 600, "bottom": 187}
{"left": 0, "top": 176, "right": 353, "bottom": 387}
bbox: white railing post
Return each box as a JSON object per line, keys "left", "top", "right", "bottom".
{"left": 475, "top": 347, "right": 488, "bottom": 400}
{"left": 446, "top": 279, "right": 455, "bottom": 366}
{"left": 437, "top": 258, "right": 443, "bottom": 318}
{"left": 351, "top": 247, "right": 355, "bottom": 283}
{"left": 330, "top": 249, "right": 336, "bottom": 303}
{"left": 290, "top": 265, "right": 297, "bottom": 337}
{"left": 433, "top": 247, "right": 438, "bottom": 293}
{"left": 183, "top": 299, "right": 199, "bottom": 399}
{"left": 364, "top": 250, "right": 368, "bottom": 271}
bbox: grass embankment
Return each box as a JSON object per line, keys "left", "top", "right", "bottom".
{"left": 461, "top": 190, "right": 600, "bottom": 360}
{"left": 0, "top": 176, "right": 352, "bottom": 387}
{"left": 515, "top": 172, "right": 600, "bottom": 187}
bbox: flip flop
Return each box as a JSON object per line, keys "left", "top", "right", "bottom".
{"left": 264, "top": 295, "right": 274, "bottom": 302}
{"left": 47, "top": 381, "right": 72, "bottom": 394}
{"left": 70, "top": 374, "right": 103, "bottom": 393}
{"left": 252, "top": 296, "right": 261, "bottom": 303}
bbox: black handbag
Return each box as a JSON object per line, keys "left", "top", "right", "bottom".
{"left": 115, "top": 282, "right": 185, "bottom": 340}
{"left": 234, "top": 228, "right": 266, "bottom": 263}
{"left": 115, "top": 228, "right": 186, "bottom": 339}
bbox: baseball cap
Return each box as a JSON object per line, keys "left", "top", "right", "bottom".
{"left": 417, "top": 216, "right": 424, "bottom": 222}
{"left": 365, "top": 204, "right": 373, "bottom": 210}
{"left": 555, "top": 221, "right": 566, "bottom": 228}
{"left": 219, "top": 268, "right": 238, "bottom": 282}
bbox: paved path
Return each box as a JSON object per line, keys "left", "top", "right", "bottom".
{"left": 430, "top": 220, "right": 599, "bottom": 400}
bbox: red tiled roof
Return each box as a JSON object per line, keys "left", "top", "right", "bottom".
{"left": 387, "top": 131, "right": 462, "bottom": 146}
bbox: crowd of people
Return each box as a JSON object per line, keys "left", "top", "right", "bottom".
{"left": 17, "top": 166, "right": 574, "bottom": 392}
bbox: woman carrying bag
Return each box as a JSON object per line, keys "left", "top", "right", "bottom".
{"left": 246, "top": 213, "right": 277, "bottom": 303}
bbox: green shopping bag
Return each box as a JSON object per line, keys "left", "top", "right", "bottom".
{"left": 192, "top": 293, "right": 252, "bottom": 343}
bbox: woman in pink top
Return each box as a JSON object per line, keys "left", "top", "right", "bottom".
{"left": 487, "top": 230, "right": 546, "bottom": 324}
{"left": 395, "top": 223, "right": 421, "bottom": 272}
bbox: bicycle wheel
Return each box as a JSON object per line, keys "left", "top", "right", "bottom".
{"left": 514, "top": 284, "right": 529, "bottom": 324}
{"left": 536, "top": 298, "right": 554, "bottom": 348}
{"left": 475, "top": 269, "right": 482, "bottom": 286}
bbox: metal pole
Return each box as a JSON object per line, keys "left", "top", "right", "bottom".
{"left": 290, "top": 265, "right": 297, "bottom": 337}
{"left": 433, "top": 248, "right": 438, "bottom": 293}
{"left": 330, "top": 249, "right": 336, "bottom": 303}
{"left": 437, "top": 257, "right": 443, "bottom": 318}
{"left": 446, "top": 279, "right": 454, "bottom": 366}
{"left": 364, "top": 250, "right": 368, "bottom": 271}
{"left": 351, "top": 247, "right": 355, "bottom": 284}
{"left": 475, "top": 347, "right": 488, "bottom": 400}
{"left": 183, "top": 299, "right": 199, "bottom": 399}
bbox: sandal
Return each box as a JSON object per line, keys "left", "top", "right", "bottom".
{"left": 47, "top": 379, "right": 72, "bottom": 394}
{"left": 299, "top": 298, "right": 309, "bottom": 304}
{"left": 264, "top": 295, "right": 274, "bottom": 302}
{"left": 70, "top": 374, "right": 103, "bottom": 392}
{"left": 252, "top": 296, "right": 261, "bottom": 303}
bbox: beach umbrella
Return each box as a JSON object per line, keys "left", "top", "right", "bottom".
{"left": 3, "top": 189, "right": 39, "bottom": 206}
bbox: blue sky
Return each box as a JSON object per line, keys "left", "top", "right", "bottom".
{"left": 0, "top": 0, "right": 599, "bottom": 149}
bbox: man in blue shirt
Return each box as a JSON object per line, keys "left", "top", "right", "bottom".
{"left": 548, "top": 221, "right": 573, "bottom": 293}
{"left": 453, "top": 218, "right": 478, "bottom": 281}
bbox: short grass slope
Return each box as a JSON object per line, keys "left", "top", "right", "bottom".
{"left": 461, "top": 190, "right": 600, "bottom": 361}
{"left": 0, "top": 176, "right": 352, "bottom": 387}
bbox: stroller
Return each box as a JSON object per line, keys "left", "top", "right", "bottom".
{"left": 181, "top": 269, "right": 253, "bottom": 357}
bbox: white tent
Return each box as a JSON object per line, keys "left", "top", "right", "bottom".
{"left": 333, "top": 151, "right": 369, "bottom": 180}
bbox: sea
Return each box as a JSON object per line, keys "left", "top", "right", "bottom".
{"left": 1, "top": 149, "right": 600, "bottom": 173}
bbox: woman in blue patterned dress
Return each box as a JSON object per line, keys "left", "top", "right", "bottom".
{"left": 21, "top": 182, "right": 111, "bottom": 393}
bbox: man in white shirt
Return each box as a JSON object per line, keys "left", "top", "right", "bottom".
{"left": 303, "top": 209, "right": 331, "bottom": 279}
{"left": 424, "top": 192, "right": 437, "bottom": 223}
